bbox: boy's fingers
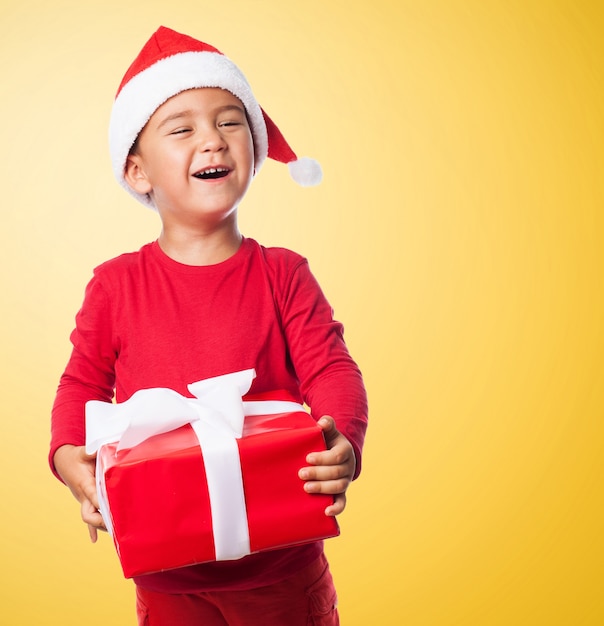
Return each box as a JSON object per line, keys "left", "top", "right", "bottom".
{"left": 300, "top": 416, "right": 355, "bottom": 516}
{"left": 299, "top": 463, "right": 348, "bottom": 482}
{"left": 81, "top": 499, "right": 106, "bottom": 532}
{"left": 82, "top": 483, "right": 100, "bottom": 510}
{"left": 86, "top": 521, "right": 107, "bottom": 543}
{"left": 325, "top": 494, "right": 346, "bottom": 516}
{"left": 88, "top": 524, "right": 98, "bottom": 544}
{"left": 317, "top": 415, "right": 336, "bottom": 430}
{"left": 306, "top": 445, "right": 353, "bottom": 469}
{"left": 81, "top": 499, "right": 98, "bottom": 523}
{"left": 316, "top": 416, "right": 339, "bottom": 444}
{"left": 303, "top": 477, "right": 350, "bottom": 495}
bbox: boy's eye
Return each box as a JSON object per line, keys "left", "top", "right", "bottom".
{"left": 169, "top": 127, "right": 192, "bottom": 135}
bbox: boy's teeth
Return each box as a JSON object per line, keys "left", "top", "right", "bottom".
{"left": 194, "top": 167, "right": 229, "bottom": 179}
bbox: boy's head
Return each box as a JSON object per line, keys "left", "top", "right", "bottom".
{"left": 110, "top": 26, "right": 321, "bottom": 209}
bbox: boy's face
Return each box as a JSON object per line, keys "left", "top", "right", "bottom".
{"left": 125, "top": 88, "right": 254, "bottom": 226}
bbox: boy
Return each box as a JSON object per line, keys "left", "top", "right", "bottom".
{"left": 50, "top": 26, "right": 368, "bottom": 625}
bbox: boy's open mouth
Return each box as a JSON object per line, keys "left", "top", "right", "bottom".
{"left": 193, "top": 167, "right": 230, "bottom": 180}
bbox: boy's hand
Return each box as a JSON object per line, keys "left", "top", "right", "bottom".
{"left": 298, "top": 416, "right": 356, "bottom": 516}
{"left": 53, "top": 444, "right": 107, "bottom": 543}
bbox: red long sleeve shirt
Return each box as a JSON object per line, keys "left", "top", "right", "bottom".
{"left": 50, "top": 237, "right": 367, "bottom": 592}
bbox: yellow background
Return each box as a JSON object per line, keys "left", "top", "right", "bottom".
{"left": 1, "top": 1, "right": 602, "bottom": 624}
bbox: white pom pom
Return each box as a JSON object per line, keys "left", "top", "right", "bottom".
{"left": 288, "top": 157, "right": 323, "bottom": 187}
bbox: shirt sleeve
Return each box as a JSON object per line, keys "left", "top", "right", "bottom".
{"left": 49, "top": 274, "right": 117, "bottom": 480}
{"left": 276, "top": 258, "right": 368, "bottom": 478}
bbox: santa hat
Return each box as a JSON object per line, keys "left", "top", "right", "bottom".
{"left": 109, "top": 26, "right": 322, "bottom": 209}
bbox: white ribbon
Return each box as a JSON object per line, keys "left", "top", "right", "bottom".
{"left": 85, "top": 369, "right": 306, "bottom": 562}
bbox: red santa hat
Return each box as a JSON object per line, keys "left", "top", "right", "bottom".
{"left": 109, "top": 26, "right": 322, "bottom": 208}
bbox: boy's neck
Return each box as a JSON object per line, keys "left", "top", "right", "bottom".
{"left": 157, "top": 222, "right": 243, "bottom": 266}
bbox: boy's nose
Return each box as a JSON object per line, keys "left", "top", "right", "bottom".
{"left": 198, "top": 127, "right": 226, "bottom": 152}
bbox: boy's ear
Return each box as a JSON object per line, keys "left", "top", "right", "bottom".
{"left": 124, "top": 154, "right": 153, "bottom": 195}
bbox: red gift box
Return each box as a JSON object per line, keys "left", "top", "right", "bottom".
{"left": 92, "top": 382, "right": 339, "bottom": 578}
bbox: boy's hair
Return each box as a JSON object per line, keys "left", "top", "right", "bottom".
{"left": 109, "top": 26, "right": 322, "bottom": 209}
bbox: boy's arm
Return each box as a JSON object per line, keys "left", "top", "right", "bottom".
{"left": 274, "top": 257, "right": 368, "bottom": 514}
{"left": 50, "top": 274, "right": 116, "bottom": 538}
{"left": 276, "top": 258, "right": 369, "bottom": 479}
{"left": 50, "top": 274, "right": 116, "bottom": 480}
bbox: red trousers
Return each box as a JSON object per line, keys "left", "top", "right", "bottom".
{"left": 135, "top": 553, "right": 339, "bottom": 625}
